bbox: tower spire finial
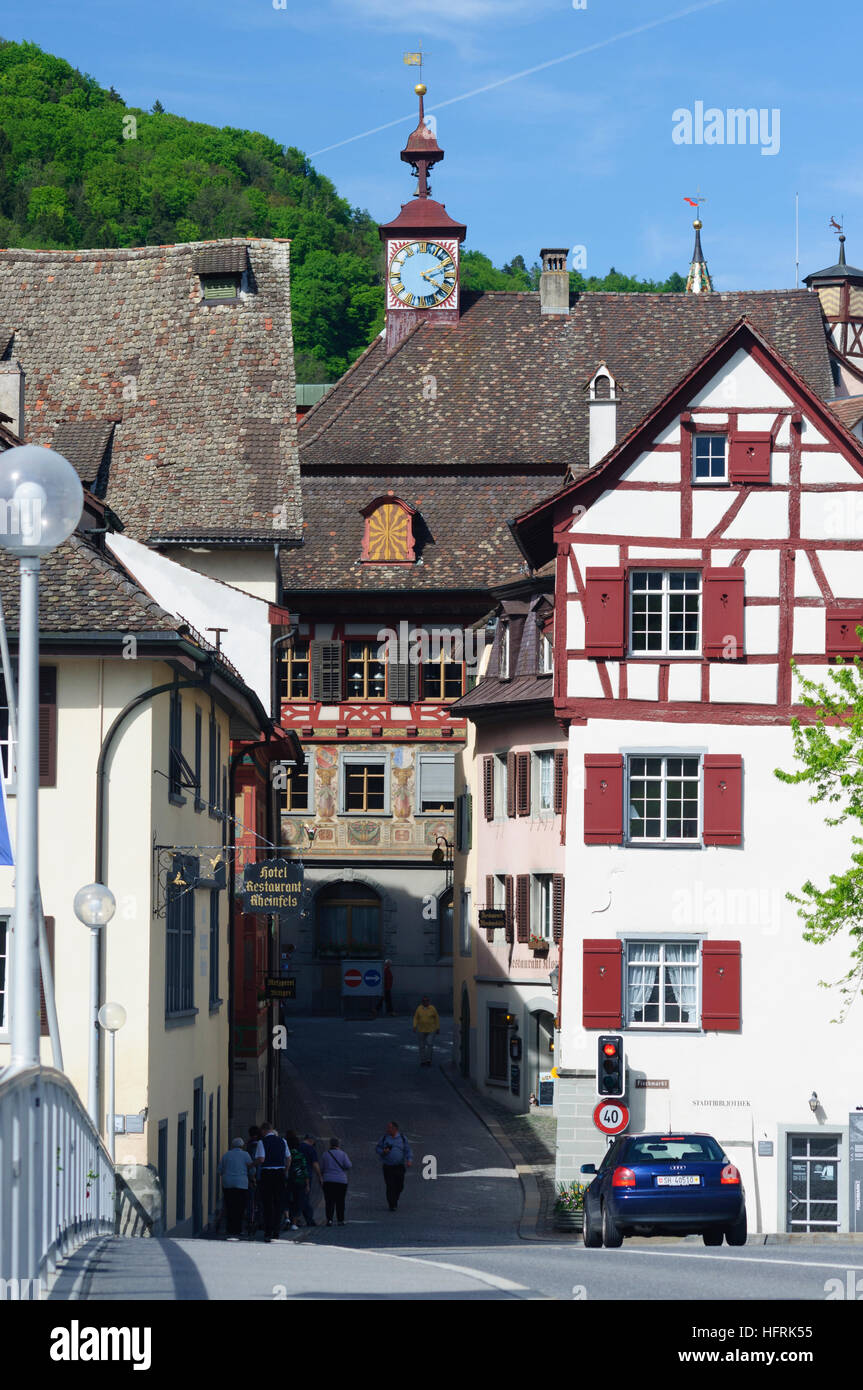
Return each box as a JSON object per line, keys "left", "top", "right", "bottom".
{"left": 684, "top": 190, "right": 713, "bottom": 294}
{"left": 399, "top": 54, "right": 443, "bottom": 200}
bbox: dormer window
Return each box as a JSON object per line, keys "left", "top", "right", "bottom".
{"left": 539, "top": 631, "right": 553, "bottom": 675}
{"left": 193, "top": 245, "right": 248, "bottom": 305}
{"left": 360, "top": 495, "right": 417, "bottom": 564}
{"left": 499, "top": 623, "right": 510, "bottom": 680}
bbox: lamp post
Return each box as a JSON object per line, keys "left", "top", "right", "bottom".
{"left": 98, "top": 1001, "right": 126, "bottom": 1161}
{"left": 74, "top": 882, "right": 117, "bottom": 1124}
{"left": 0, "top": 446, "right": 82, "bottom": 1070}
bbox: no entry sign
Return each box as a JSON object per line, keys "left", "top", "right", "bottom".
{"left": 593, "top": 1100, "right": 630, "bottom": 1136}
{"left": 341, "top": 962, "right": 383, "bottom": 997}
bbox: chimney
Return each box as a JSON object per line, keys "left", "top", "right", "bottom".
{"left": 539, "top": 248, "right": 570, "bottom": 316}
{"left": 0, "top": 361, "right": 25, "bottom": 439}
{"left": 587, "top": 362, "right": 618, "bottom": 467}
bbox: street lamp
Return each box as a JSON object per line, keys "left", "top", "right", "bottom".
{"left": 0, "top": 446, "right": 82, "bottom": 1069}
{"left": 98, "top": 1001, "right": 126, "bottom": 1161}
{"left": 74, "top": 882, "right": 117, "bottom": 1124}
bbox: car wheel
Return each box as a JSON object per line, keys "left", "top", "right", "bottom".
{"left": 725, "top": 1210, "right": 747, "bottom": 1246}
{"left": 583, "top": 1202, "right": 602, "bottom": 1248}
{"left": 703, "top": 1229, "right": 723, "bottom": 1246}
{"left": 601, "top": 1202, "right": 623, "bottom": 1248}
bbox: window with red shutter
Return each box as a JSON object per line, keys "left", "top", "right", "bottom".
{"left": 516, "top": 875, "right": 530, "bottom": 942}
{"left": 516, "top": 753, "right": 530, "bottom": 817}
{"left": 584, "top": 568, "right": 626, "bottom": 659}
{"left": 39, "top": 667, "right": 57, "bottom": 788}
{"left": 702, "top": 754, "right": 743, "bottom": 846}
{"left": 553, "top": 749, "right": 567, "bottom": 816}
{"left": 701, "top": 940, "right": 741, "bottom": 1031}
{"left": 504, "top": 876, "right": 514, "bottom": 943}
{"left": 583, "top": 939, "right": 623, "bottom": 1028}
{"left": 584, "top": 754, "right": 624, "bottom": 844}
{"left": 826, "top": 606, "right": 863, "bottom": 660}
{"left": 39, "top": 915, "right": 55, "bottom": 1037}
{"left": 702, "top": 568, "right": 744, "bottom": 660}
{"left": 482, "top": 756, "right": 495, "bottom": 821}
{"left": 552, "top": 874, "right": 564, "bottom": 944}
{"left": 730, "top": 432, "right": 771, "bottom": 485}
{"left": 506, "top": 752, "right": 516, "bottom": 818}
{"left": 485, "top": 875, "right": 495, "bottom": 941}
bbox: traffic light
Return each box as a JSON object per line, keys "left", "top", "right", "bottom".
{"left": 597, "top": 1034, "right": 625, "bottom": 1098}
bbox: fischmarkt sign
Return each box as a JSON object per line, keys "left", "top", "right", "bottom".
{"left": 242, "top": 858, "right": 304, "bottom": 916}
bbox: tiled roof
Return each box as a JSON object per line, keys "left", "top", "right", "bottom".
{"left": 0, "top": 239, "right": 301, "bottom": 542}
{"left": 52, "top": 420, "right": 115, "bottom": 488}
{"left": 829, "top": 396, "right": 863, "bottom": 430}
{"left": 454, "top": 672, "right": 552, "bottom": 713}
{"left": 289, "top": 288, "right": 833, "bottom": 596}
{"left": 192, "top": 245, "right": 248, "bottom": 275}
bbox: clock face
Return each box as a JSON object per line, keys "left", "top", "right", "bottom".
{"left": 387, "top": 240, "right": 457, "bottom": 309}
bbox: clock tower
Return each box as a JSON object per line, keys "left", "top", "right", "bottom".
{"left": 379, "top": 83, "right": 467, "bottom": 354}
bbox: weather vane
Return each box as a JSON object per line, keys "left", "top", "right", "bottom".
{"left": 684, "top": 188, "right": 707, "bottom": 218}
{"left": 403, "top": 45, "right": 428, "bottom": 85}
{"left": 830, "top": 216, "right": 844, "bottom": 235}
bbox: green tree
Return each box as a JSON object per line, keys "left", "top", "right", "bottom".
{"left": 775, "top": 654, "right": 863, "bottom": 1011}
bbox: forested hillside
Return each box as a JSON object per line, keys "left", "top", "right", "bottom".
{"left": 0, "top": 40, "right": 684, "bottom": 380}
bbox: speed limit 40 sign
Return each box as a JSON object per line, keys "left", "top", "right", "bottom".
{"left": 592, "top": 1100, "right": 630, "bottom": 1135}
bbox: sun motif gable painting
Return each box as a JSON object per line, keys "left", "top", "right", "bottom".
{"left": 360, "top": 494, "right": 417, "bottom": 564}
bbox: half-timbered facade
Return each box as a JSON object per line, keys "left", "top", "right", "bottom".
{"left": 514, "top": 316, "right": 863, "bottom": 1234}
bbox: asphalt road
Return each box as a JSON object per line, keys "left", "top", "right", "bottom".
{"left": 53, "top": 1015, "right": 863, "bottom": 1301}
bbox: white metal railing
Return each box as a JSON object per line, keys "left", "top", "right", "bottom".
{"left": 0, "top": 1064, "right": 115, "bottom": 1286}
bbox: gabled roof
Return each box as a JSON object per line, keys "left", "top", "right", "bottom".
{"left": 512, "top": 316, "right": 863, "bottom": 568}
{"left": 829, "top": 396, "right": 863, "bottom": 431}
{"left": 0, "top": 239, "right": 301, "bottom": 544}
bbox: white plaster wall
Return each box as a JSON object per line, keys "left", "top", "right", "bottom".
{"left": 801, "top": 493, "right": 863, "bottom": 540}
{"left": 562, "top": 718, "right": 863, "bottom": 1231}
{"left": 723, "top": 492, "right": 789, "bottom": 540}
{"left": 709, "top": 663, "right": 777, "bottom": 704}
{"left": 817, "top": 549, "right": 863, "bottom": 598}
{"left": 692, "top": 491, "right": 737, "bottom": 537}
{"left": 770, "top": 452, "right": 790, "bottom": 485}
{"left": 742, "top": 550, "right": 779, "bottom": 597}
{"left": 667, "top": 663, "right": 701, "bottom": 701}
{"left": 109, "top": 535, "right": 273, "bottom": 707}
{"left": 743, "top": 606, "right": 779, "bottom": 654}
{"left": 654, "top": 421, "right": 680, "bottom": 444}
{"left": 626, "top": 663, "right": 660, "bottom": 701}
{"left": 568, "top": 660, "right": 605, "bottom": 698}
{"left": 799, "top": 418, "right": 827, "bottom": 445}
{"left": 793, "top": 552, "right": 820, "bottom": 598}
{"left": 800, "top": 452, "right": 863, "bottom": 485}
{"left": 567, "top": 601, "right": 585, "bottom": 650}
{"left": 629, "top": 547, "right": 703, "bottom": 560}
{"left": 793, "top": 607, "right": 826, "bottom": 654}
{"left": 689, "top": 349, "right": 792, "bottom": 409}
{"left": 167, "top": 546, "right": 277, "bottom": 602}
{"left": 774, "top": 417, "right": 791, "bottom": 446}
{"left": 568, "top": 543, "right": 620, "bottom": 584}
{"left": 578, "top": 490, "right": 680, "bottom": 538}
{"left": 737, "top": 412, "right": 778, "bottom": 431}
{"left": 620, "top": 451, "right": 680, "bottom": 483}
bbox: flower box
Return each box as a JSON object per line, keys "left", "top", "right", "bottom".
{"left": 528, "top": 936, "right": 549, "bottom": 953}
{"left": 553, "top": 1180, "right": 588, "bottom": 1232}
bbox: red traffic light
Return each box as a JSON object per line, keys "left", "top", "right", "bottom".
{"left": 603, "top": 1042, "right": 618, "bottom": 1057}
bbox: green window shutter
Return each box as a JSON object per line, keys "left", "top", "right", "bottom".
{"left": 201, "top": 274, "right": 240, "bottom": 301}
{"left": 310, "top": 640, "right": 344, "bottom": 701}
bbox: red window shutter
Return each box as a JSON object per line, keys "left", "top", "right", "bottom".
{"left": 584, "top": 754, "right": 624, "bottom": 844}
{"left": 516, "top": 874, "right": 530, "bottom": 942}
{"left": 553, "top": 749, "right": 567, "bottom": 816}
{"left": 506, "top": 752, "right": 516, "bottom": 818}
{"left": 516, "top": 753, "right": 530, "bottom": 816}
{"left": 504, "top": 876, "right": 514, "bottom": 943}
{"left": 826, "top": 606, "right": 863, "bottom": 659}
{"left": 702, "top": 754, "right": 743, "bottom": 845}
{"left": 485, "top": 876, "right": 495, "bottom": 941}
{"left": 702, "top": 568, "right": 744, "bottom": 660}
{"left": 552, "top": 874, "right": 564, "bottom": 944}
{"left": 730, "top": 432, "right": 771, "bottom": 484}
{"left": 701, "top": 940, "right": 741, "bottom": 1031}
{"left": 39, "top": 667, "right": 58, "bottom": 788}
{"left": 583, "top": 939, "right": 623, "bottom": 1029}
{"left": 39, "top": 915, "right": 55, "bottom": 1037}
{"left": 482, "top": 756, "right": 495, "bottom": 820}
{"left": 584, "top": 568, "right": 626, "bottom": 659}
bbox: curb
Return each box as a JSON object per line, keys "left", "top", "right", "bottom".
{"left": 439, "top": 1063, "right": 549, "bottom": 1242}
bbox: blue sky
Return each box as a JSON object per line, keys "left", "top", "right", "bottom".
{"left": 5, "top": 0, "right": 863, "bottom": 288}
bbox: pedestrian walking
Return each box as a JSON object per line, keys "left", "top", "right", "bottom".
{"left": 412, "top": 994, "right": 440, "bottom": 1066}
{"left": 299, "top": 1134, "right": 322, "bottom": 1227}
{"left": 254, "top": 1121, "right": 290, "bottom": 1243}
{"left": 320, "top": 1137, "right": 352, "bottom": 1225}
{"left": 284, "top": 1130, "right": 310, "bottom": 1231}
{"left": 218, "top": 1138, "right": 255, "bottom": 1241}
{"left": 376, "top": 1120, "right": 412, "bottom": 1211}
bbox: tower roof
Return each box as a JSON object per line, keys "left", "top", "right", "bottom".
{"left": 379, "top": 83, "right": 466, "bottom": 241}
{"left": 685, "top": 218, "right": 713, "bottom": 294}
{"left": 804, "top": 235, "right": 863, "bottom": 286}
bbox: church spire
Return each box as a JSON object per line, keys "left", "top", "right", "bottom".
{"left": 400, "top": 83, "right": 444, "bottom": 199}
{"left": 686, "top": 216, "right": 713, "bottom": 294}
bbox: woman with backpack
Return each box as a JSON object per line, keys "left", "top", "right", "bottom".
{"left": 319, "top": 1137, "right": 352, "bottom": 1226}
{"left": 284, "top": 1130, "right": 310, "bottom": 1231}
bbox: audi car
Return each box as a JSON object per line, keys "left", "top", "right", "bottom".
{"left": 580, "top": 1132, "right": 747, "bottom": 1248}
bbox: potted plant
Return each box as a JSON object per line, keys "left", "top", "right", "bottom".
{"left": 553, "top": 1181, "right": 587, "bottom": 1232}
{"left": 528, "top": 934, "right": 549, "bottom": 953}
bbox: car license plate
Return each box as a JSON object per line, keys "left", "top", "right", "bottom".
{"left": 656, "top": 1175, "right": 700, "bottom": 1186}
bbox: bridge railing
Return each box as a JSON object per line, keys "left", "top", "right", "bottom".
{"left": 0, "top": 1064, "right": 115, "bottom": 1286}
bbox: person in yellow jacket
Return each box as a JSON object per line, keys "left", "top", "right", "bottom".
{"left": 412, "top": 995, "right": 440, "bottom": 1067}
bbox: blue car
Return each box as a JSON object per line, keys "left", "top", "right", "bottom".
{"left": 580, "top": 1131, "right": 747, "bottom": 1248}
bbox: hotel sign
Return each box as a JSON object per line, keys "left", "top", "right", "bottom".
{"left": 242, "top": 858, "right": 304, "bottom": 916}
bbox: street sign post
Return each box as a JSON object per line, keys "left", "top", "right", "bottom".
{"left": 340, "top": 963, "right": 383, "bottom": 997}
{"left": 592, "top": 1100, "right": 630, "bottom": 1136}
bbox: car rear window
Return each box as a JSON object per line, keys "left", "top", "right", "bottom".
{"left": 624, "top": 1137, "right": 725, "bottom": 1164}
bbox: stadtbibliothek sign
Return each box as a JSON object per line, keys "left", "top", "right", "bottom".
{"left": 242, "top": 858, "right": 304, "bottom": 915}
